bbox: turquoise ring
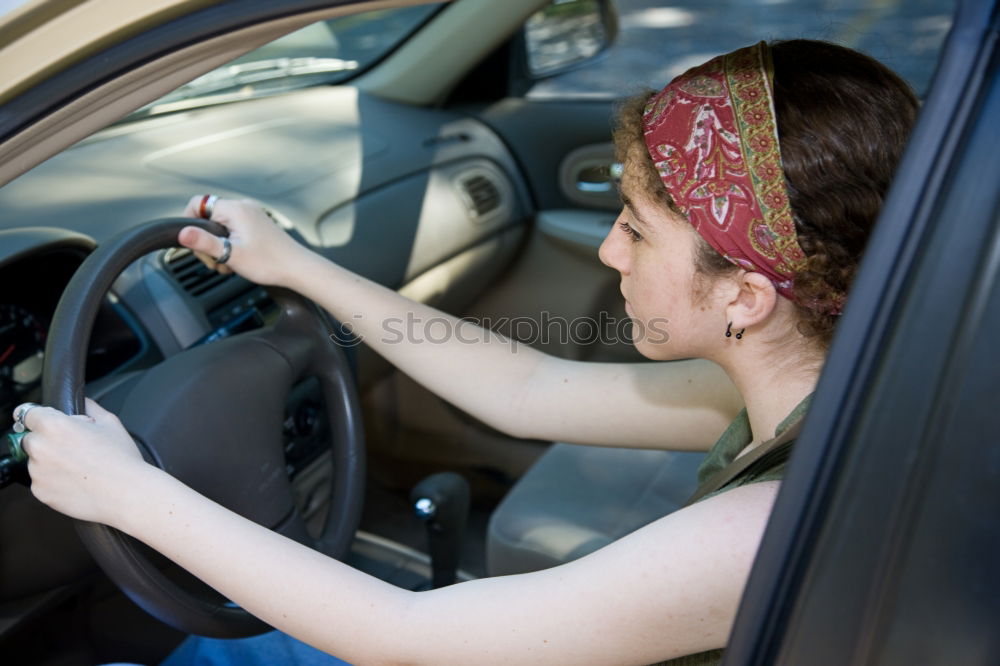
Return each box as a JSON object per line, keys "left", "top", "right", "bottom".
{"left": 6, "top": 431, "right": 27, "bottom": 463}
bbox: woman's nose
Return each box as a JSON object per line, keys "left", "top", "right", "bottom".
{"left": 599, "top": 212, "right": 628, "bottom": 273}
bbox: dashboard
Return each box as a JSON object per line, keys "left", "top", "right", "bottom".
{"left": 0, "top": 84, "right": 528, "bottom": 606}
{"left": 0, "top": 85, "right": 527, "bottom": 415}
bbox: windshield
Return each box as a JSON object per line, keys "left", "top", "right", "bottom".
{"left": 128, "top": 4, "right": 443, "bottom": 119}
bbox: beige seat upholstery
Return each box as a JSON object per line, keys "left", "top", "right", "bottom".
{"left": 487, "top": 443, "right": 705, "bottom": 576}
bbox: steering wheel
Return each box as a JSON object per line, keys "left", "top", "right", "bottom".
{"left": 41, "top": 218, "right": 365, "bottom": 637}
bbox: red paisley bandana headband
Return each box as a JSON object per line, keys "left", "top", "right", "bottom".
{"left": 643, "top": 41, "right": 807, "bottom": 303}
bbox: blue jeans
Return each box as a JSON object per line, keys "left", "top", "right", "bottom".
{"left": 161, "top": 631, "right": 352, "bottom": 666}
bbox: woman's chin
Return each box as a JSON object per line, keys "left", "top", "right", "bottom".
{"left": 630, "top": 333, "right": 673, "bottom": 360}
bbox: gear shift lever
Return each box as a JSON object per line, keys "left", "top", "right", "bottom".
{"left": 410, "top": 472, "right": 470, "bottom": 588}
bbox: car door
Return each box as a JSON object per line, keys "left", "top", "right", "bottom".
{"left": 724, "top": 0, "right": 1000, "bottom": 663}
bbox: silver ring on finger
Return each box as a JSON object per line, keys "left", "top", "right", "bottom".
{"left": 13, "top": 402, "right": 41, "bottom": 433}
{"left": 215, "top": 237, "right": 233, "bottom": 265}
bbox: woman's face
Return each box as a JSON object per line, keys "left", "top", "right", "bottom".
{"left": 599, "top": 183, "right": 726, "bottom": 361}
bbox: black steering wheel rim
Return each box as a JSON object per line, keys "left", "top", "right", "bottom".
{"left": 42, "top": 218, "right": 365, "bottom": 637}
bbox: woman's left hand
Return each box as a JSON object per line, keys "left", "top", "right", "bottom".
{"left": 14, "top": 399, "right": 152, "bottom": 527}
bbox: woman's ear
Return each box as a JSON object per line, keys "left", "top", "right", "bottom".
{"left": 726, "top": 272, "right": 778, "bottom": 331}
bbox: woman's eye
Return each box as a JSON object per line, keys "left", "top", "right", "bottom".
{"left": 619, "top": 221, "right": 642, "bottom": 242}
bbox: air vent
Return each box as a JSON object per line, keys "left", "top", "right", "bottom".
{"left": 164, "top": 248, "right": 232, "bottom": 297}
{"left": 461, "top": 174, "right": 501, "bottom": 217}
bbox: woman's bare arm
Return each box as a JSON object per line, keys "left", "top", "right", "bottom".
{"left": 22, "top": 401, "right": 774, "bottom": 665}
{"left": 179, "top": 200, "right": 743, "bottom": 452}
{"left": 118, "top": 472, "right": 775, "bottom": 666}
{"left": 519, "top": 354, "right": 743, "bottom": 448}
{"left": 284, "top": 249, "right": 742, "bottom": 450}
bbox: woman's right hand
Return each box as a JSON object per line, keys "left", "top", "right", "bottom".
{"left": 178, "top": 196, "right": 310, "bottom": 287}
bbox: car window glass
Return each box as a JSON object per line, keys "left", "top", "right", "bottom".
{"left": 0, "top": 0, "right": 30, "bottom": 23}
{"left": 525, "top": 0, "right": 957, "bottom": 99}
{"left": 128, "top": 3, "right": 443, "bottom": 120}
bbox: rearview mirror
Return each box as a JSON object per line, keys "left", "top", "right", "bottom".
{"left": 523, "top": 0, "right": 617, "bottom": 79}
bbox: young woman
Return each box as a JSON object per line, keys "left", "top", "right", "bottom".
{"left": 13, "top": 39, "right": 917, "bottom": 665}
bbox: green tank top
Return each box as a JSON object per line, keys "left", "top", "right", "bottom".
{"left": 647, "top": 394, "right": 812, "bottom": 666}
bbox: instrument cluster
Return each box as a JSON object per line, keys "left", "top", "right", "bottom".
{"left": 0, "top": 249, "right": 147, "bottom": 431}
{"left": 0, "top": 303, "right": 46, "bottom": 426}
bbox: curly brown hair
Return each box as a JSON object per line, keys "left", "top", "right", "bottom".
{"left": 612, "top": 40, "right": 919, "bottom": 347}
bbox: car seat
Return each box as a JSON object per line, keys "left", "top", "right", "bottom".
{"left": 486, "top": 443, "right": 705, "bottom": 576}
